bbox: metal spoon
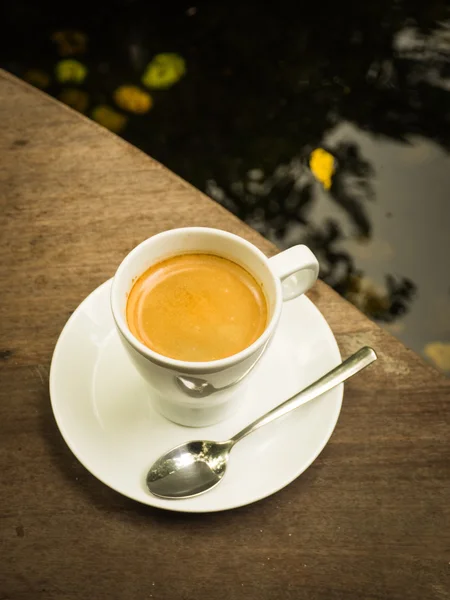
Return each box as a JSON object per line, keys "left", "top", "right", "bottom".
{"left": 147, "top": 346, "right": 377, "bottom": 499}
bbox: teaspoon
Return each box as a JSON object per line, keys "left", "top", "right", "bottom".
{"left": 147, "top": 346, "right": 377, "bottom": 499}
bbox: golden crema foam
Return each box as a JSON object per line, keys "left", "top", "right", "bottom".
{"left": 126, "top": 253, "right": 268, "bottom": 362}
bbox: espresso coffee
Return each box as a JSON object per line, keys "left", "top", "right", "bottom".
{"left": 126, "top": 253, "right": 268, "bottom": 362}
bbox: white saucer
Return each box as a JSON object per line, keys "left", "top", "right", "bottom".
{"left": 50, "top": 280, "right": 342, "bottom": 513}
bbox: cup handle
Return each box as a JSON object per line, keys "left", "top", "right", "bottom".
{"left": 268, "top": 245, "right": 319, "bottom": 301}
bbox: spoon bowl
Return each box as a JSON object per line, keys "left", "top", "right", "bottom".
{"left": 147, "top": 440, "right": 231, "bottom": 498}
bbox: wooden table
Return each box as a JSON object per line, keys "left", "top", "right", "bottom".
{"left": 1, "top": 69, "right": 449, "bottom": 600}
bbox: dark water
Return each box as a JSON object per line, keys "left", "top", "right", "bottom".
{"left": 3, "top": 1, "right": 450, "bottom": 371}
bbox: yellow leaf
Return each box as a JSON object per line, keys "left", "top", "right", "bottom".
{"left": 113, "top": 85, "right": 153, "bottom": 114}
{"left": 55, "top": 60, "right": 87, "bottom": 84}
{"left": 142, "top": 53, "right": 186, "bottom": 89}
{"left": 424, "top": 342, "right": 450, "bottom": 372}
{"left": 309, "top": 148, "right": 335, "bottom": 190}
{"left": 58, "top": 88, "right": 89, "bottom": 113}
{"left": 91, "top": 105, "right": 127, "bottom": 133}
{"left": 23, "top": 69, "right": 50, "bottom": 89}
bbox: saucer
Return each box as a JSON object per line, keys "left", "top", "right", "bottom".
{"left": 50, "top": 280, "right": 342, "bottom": 512}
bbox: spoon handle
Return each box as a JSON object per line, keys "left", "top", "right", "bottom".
{"left": 230, "top": 346, "right": 377, "bottom": 446}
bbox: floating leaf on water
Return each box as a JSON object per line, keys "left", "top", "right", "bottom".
{"left": 51, "top": 30, "right": 87, "bottom": 56}
{"left": 58, "top": 88, "right": 89, "bottom": 113}
{"left": 309, "top": 148, "right": 335, "bottom": 190}
{"left": 141, "top": 53, "right": 186, "bottom": 89}
{"left": 23, "top": 69, "right": 50, "bottom": 89}
{"left": 55, "top": 60, "right": 87, "bottom": 84}
{"left": 113, "top": 85, "right": 153, "bottom": 114}
{"left": 424, "top": 342, "right": 450, "bottom": 372}
{"left": 91, "top": 105, "right": 127, "bottom": 133}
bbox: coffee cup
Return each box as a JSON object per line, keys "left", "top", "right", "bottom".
{"left": 111, "top": 227, "right": 319, "bottom": 426}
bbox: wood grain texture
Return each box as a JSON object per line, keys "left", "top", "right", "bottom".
{"left": 1, "top": 69, "right": 449, "bottom": 600}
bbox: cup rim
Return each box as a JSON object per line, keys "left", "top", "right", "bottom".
{"left": 110, "top": 227, "right": 282, "bottom": 372}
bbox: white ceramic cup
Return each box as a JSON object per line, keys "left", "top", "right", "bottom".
{"left": 111, "top": 227, "right": 319, "bottom": 427}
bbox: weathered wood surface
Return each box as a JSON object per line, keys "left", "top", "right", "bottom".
{"left": 1, "top": 69, "right": 449, "bottom": 600}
